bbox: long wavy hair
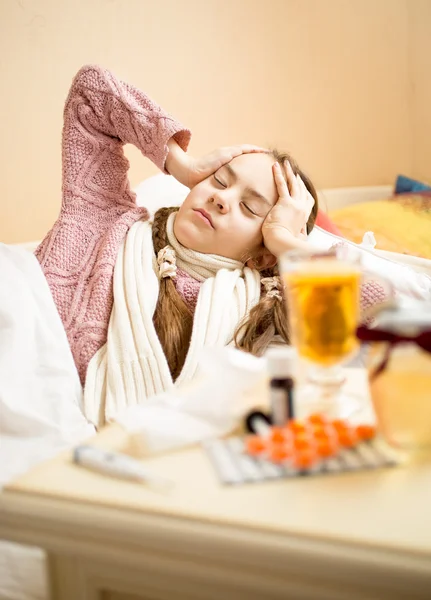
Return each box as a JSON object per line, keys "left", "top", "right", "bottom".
{"left": 152, "top": 150, "right": 319, "bottom": 380}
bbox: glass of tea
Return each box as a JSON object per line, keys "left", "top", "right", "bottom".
{"left": 279, "top": 247, "right": 363, "bottom": 418}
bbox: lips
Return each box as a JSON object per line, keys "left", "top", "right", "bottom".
{"left": 194, "top": 208, "right": 214, "bottom": 229}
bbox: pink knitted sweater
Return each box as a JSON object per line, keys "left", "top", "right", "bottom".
{"left": 36, "top": 65, "right": 196, "bottom": 384}
{"left": 36, "top": 65, "right": 386, "bottom": 386}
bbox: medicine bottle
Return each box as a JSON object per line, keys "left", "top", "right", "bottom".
{"left": 266, "top": 347, "right": 296, "bottom": 426}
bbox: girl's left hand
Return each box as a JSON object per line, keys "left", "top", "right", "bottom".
{"left": 166, "top": 139, "right": 268, "bottom": 189}
{"left": 262, "top": 160, "right": 315, "bottom": 256}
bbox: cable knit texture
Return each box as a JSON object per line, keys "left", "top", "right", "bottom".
{"left": 175, "top": 268, "right": 202, "bottom": 312}
{"left": 35, "top": 65, "right": 191, "bottom": 384}
{"left": 360, "top": 280, "right": 388, "bottom": 313}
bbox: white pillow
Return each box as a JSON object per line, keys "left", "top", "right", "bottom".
{"left": 134, "top": 175, "right": 431, "bottom": 301}
{"left": 134, "top": 173, "right": 188, "bottom": 213}
{"left": 308, "top": 227, "right": 431, "bottom": 301}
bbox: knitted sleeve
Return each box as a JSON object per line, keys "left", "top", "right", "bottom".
{"left": 61, "top": 64, "right": 191, "bottom": 210}
{"left": 34, "top": 66, "right": 191, "bottom": 383}
{"left": 360, "top": 279, "right": 389, "bottom": 322}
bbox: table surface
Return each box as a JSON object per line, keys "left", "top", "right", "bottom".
{"left": 3, "top": 368, "right": 431, "bottom": 560}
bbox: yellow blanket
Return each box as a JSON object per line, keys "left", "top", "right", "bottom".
{"left": 330, "top": 195, "right": 431, "bottom": 259}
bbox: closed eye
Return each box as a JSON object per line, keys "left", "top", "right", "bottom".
{"left": 242, "top": 202, "right": 258, "bottom": 216}
{"left": 213, "top": 175, "right": 226, "bottom": 188}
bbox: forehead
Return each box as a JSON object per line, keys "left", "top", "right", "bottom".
{"left": 225, "top": 153, "right": 278, "bottom": 206}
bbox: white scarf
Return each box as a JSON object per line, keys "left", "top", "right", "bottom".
{"left": 84, "top": 213, "right": 261, "bottom": 427}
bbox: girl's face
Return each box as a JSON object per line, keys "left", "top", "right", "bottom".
{"left": 174, "top": 153, "right": 278, "bottom": 261}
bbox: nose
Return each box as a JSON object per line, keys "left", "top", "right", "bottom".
{"left": 209, "top": 191, "right": 230, "bottom": 214}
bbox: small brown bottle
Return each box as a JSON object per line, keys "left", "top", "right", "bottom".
{"left": 266, "top": 347, "right": 296, "bottom": 426}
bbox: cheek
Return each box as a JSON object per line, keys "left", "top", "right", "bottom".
{"left": 173, "top": 210, "right": 193, "bottom": 249}
{"left": 177, "top": 180, "right": 213, "bottom": 217}
{"left": 184, "top": 181, "right": 210, "bottom": 205}
{"left": 237, "top": 220, "right": 264, "bottom": 251}
{"left": 179, "top": 190, "right": 195, "bottom": 210}
{"left": 251, "top": 218, "right": 265, "bottom": 241}
{"left": 175, "top": 189, "right": 198, "bottom": 221}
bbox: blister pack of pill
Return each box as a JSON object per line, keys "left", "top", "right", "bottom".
{"left": 203, "top": 417, "right": 400, "bottom": 485}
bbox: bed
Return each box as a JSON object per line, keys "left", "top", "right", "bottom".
{"left": 1, "top": 182, "right": 430, "bottom": 600}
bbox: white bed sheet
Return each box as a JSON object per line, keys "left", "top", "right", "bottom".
{"left": 0, "top": 244, "right": 95, "bottom": 600}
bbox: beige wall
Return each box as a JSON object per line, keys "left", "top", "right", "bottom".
{"left": 411, "top": 0, "right": 431, "bottom": 183}
{"left": 0, "top": 0, "right": 427, "bottom": 244}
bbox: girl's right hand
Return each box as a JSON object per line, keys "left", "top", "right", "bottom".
{"left": 262, "top": 160, "right": 315, "bottom": 256}
{"left": 165, "top": 138, "right": 268, "bottom": 189}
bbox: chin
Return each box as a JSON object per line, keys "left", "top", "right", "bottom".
{"left": 174, "top": 218, "right": 208, "bottom": 253}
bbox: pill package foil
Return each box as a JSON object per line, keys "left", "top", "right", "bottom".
{"left": 203, "top": 436, "right": 400, "bottom": 485}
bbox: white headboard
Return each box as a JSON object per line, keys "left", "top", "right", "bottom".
{"left": 318, "top": 185, "right": 392, "bottom": 212}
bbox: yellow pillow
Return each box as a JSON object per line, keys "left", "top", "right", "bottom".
{"left": 330, "top": 195, "right": 431, "bottom": 259}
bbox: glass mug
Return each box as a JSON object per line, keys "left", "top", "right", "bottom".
{"left": 279, "top": 247, "right": 386, "bottom": 419}
{"left": 357, "top": 302, "right": 431, "bottom": 453}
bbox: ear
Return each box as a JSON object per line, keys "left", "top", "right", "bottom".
{"left": 246, "top": 248, "right": 277, "bottom": 270}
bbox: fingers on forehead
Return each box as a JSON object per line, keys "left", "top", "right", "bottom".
{"left": 273, "top": 164, "right": 288, "bottom": 189}
{"left": 272, "top": 161, "right": 287, "bottom": 182}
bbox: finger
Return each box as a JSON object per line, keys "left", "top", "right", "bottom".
{"left": 213, "top": 146, "right": 244, "bottom": 166}
{"left": 297, "top": 176, "right": 315, "bottom": 220}
{"left": 293, "top": 176, "right": 314, "bottom": 228}
{"left": 272, "top": 162, "right": 290, "bottom": 200}
{"left": 209, "top": 145, "right": 270, "bottom": 172}
{"left": 211, "top": 149, "right": 240, "bottom": 169}
{"left": 283, "top": 160, "right": 300, "bottom": 198}
{"left": 223, "top": 145, "right": 270, "bottom": 159}
{"left": 296, "top": 175, "right": 309, "bottom": 203}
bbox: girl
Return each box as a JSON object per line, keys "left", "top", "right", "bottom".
{"left": 36, "top": 66, "right": 383, "bottom": 426}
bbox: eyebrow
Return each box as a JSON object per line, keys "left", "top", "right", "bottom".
{"left": 222, "top": 164, "right": 272, "bottom": 207}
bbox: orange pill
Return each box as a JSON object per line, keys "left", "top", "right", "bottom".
{"left": 292, "top": 449, "right": 318, "bottom": 470}
{"left": 312, "top": 425, "right": 330, "bottom": 441}
{"left": 316, "top": 439, "right": 338, "bottom": 458}
{"left": 356, "top": 424, "right": 376, "bottom": 441}
{"left": 332, "top": 419, "right": 348, "bottom": 433}
{"left": 288, "top": 419, "right": 307, "bottom": 434}
{"left": 307, "top": 413, "right": 328, "bottom": 426}
{"left": 281, "top": 426, "right": 294, "bottom": 442}
{"left": 268, "top": 445, "right": 290, "bottom": 463}
{"left": 270, "top": 427, "right": 287, "bottom": 444}
{"left": 323, "top": 422, "right": 336, "bottom": 437}
{"left": 293, "top": 433, "right": 313, "bottom": 451}
{"left": 245, "top": 435, "right": 266, "bottom": 455}
{"left": 338, "top": 428, "right": 358, "bottom": 448}
{"left": 294, "top": 439, "right": 311, "bottom": 452}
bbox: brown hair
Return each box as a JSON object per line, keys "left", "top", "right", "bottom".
{"left": 152, "top": 150, "right": 319, "bottom": 379}
{"left": 152, "top": 207, "right": 193, "bottom": 380}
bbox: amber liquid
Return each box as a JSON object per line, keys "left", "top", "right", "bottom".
{"left": 369, "top": 346, "right": 431, "bottom": 450}
{"left": 283, "top": 262, "right": 361, "bottom": 367}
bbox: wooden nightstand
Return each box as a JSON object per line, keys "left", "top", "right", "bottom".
{"left": 1, "top": 369, "right": 431, "bottom": 600}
